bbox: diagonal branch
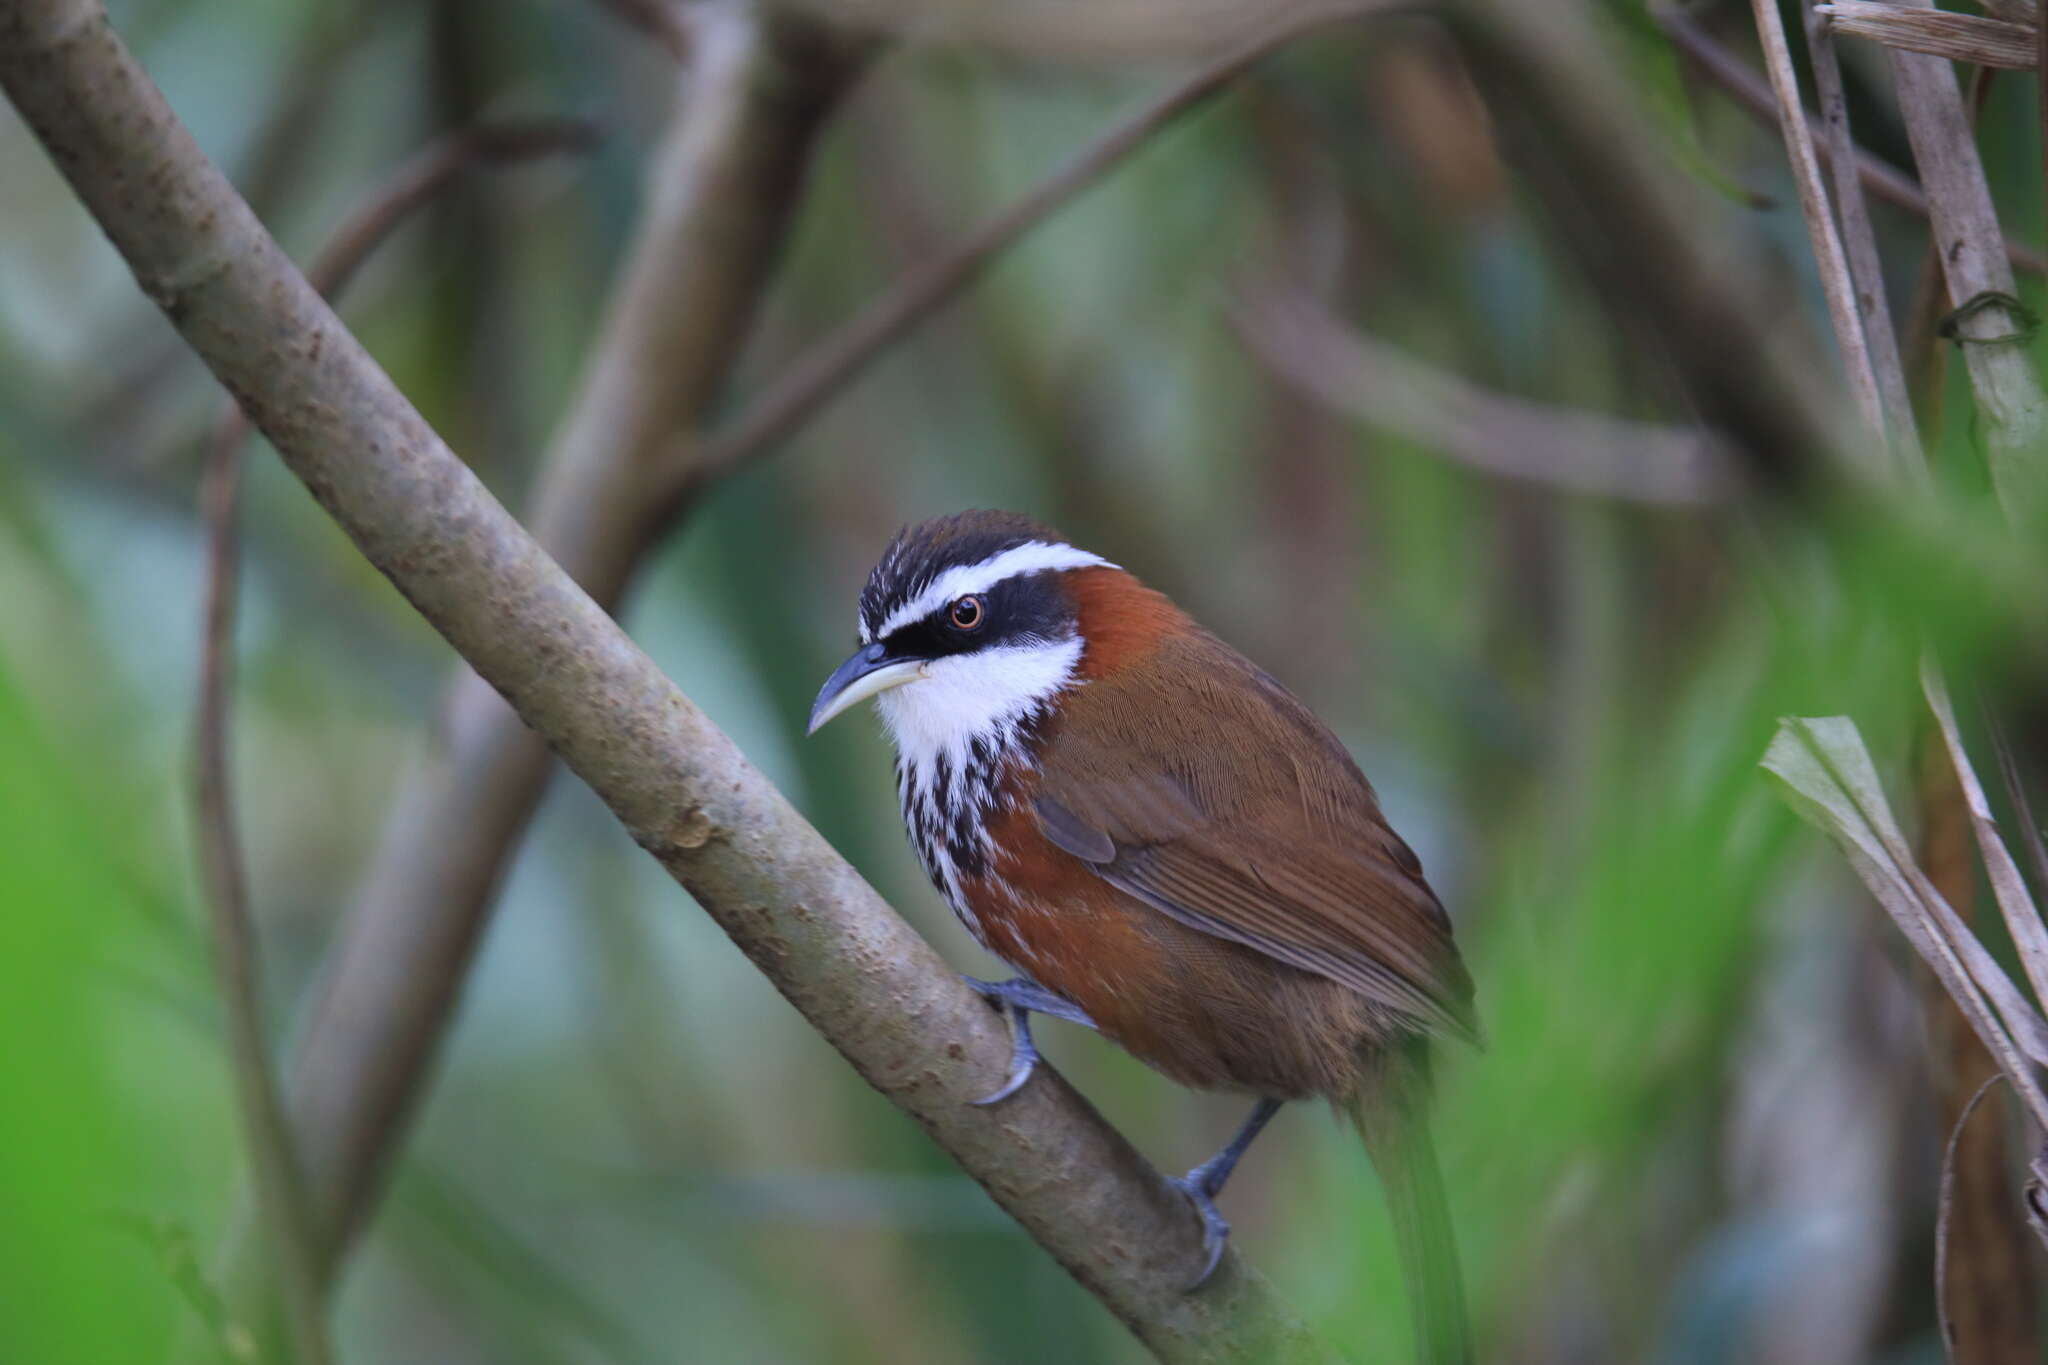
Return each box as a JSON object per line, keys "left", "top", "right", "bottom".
{"left": 0, "top": 4, "right": 1343, "bottom": 1360}
{"left": 189, "top": 115, "right": 598, "bottom": 1353}
{"left": 193, "top": 368, "right": 332, "bottom": 1365}
{"left": 282, "top": 2, "right": 866, "bottom": 1279}
{"left": 1655, "top": 6, "right": 2048, "bottom": 277}
{"left": 279, "top": 0, "right": 1382, "bottom": 1294}
{"left": 671, "top": 0, "right": 1411, "bottom": 504}
{"left": 1232, "top": 289, "right": 1740, "bottom": 504}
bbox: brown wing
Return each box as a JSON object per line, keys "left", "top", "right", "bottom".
{"left": 1035, "top": 627, "right": 1479, "bottom": 1045}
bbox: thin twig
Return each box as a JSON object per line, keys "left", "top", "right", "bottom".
{"left": 194, "top": 414, "right": 332, "bottom": 1365}
{"left": 205, "top": 116, "right": 597, "bottom": 459}
{"left": 673, "top": 0, "right": 1409, "bottom": 502}
{"left": 1987, "top": 711, "right": 2048, "bottom": 903}
{"left": 188, "top": 112, "right": 595, "bottom": 1359}
{"left": 277, "top": 6, "right": 869, "bottom": 1284}
{"left": 1233, "top": 289, "right": 1740, "bottom": 504}
{"left": 1750, "top": 0, "right": 1886, "bottom": 441}
{"left": 0, "top": 6, "right": 1341, "bottom": 1356}
{"left": 1657, "top": 6, "right": 2048, "bottom": 277}
{"left": 1935, "top": 1074, "right": 2009, "bottom": 1359}
{"left": 1804, "top": 3, "right": 1921, "bottom": 463}
{"left": 1923, "top": 664, "right": 2048, "bottom": 1016}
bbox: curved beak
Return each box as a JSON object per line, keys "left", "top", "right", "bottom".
{"left": 807, "top": 642, "right": 925, "bottom": 735}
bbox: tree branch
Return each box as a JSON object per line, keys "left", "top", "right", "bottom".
{"left": 1447, "top": 0, "right": 1851, "bottom": 488}
{"left": 282, "top": 0, "right": 1379, "bottom": 1292}
{"left": 193, "top": 349, "right": 332, "bottom": 1365}
{"left": 1233, "top": 289, "right": 1740, "bottom": 504}
{"left": 188, "top": 115, "right": 599, "bottom": 1355}
{"left": 0, "top": 3, "right": 1343, "bottom": 1360}
{"left": 1873, "top": 0, "right": 2048, "bottom": 519}
{"left": 281, "top": 2, "right": 866, "bottom": 1277}
{"left": 1655, "top": 6, "right": 2048, "bottom": 278}
{"left": 673, "top": 0, "right": 1413, "bottom": 503}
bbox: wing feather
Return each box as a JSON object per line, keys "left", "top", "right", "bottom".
{"left": 1036, "top": 628, "right": 1478, "bottom": 1045}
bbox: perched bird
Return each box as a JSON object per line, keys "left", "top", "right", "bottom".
{"left": 808, "top": 510, "right": 1477, "bottom": 1362}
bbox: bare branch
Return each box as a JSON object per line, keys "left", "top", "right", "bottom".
{"left": 1880, "top": 0, "right": 2048, "bottom": 518}
{"left": 205, "top": 116, "right": 598, "bottom": 460}
{"left": 193, "top": 375, "right": 332, "bottom": 1365}
{"left": 0, "top": 3, "right": 1345, "bottom": 1359}
{"left": 1750, "top": 0, "right": 1886, "bottom": 443}
{"left": 1935, "top": 1074, "right": 2010, "bottom": 1359}
{"left": 281, "top": 0, "right": 1380, "bottom": 1287}
{"left": 186, "top": 120, "right": 600, "bottom": 1355}
{"left": 1805, "top": 4, "right": 1922, "bottom": 462}
{"left": 1233, "top": 290, "right": 1740, "bottom": 505}
{"left": 1656, "top": 7, "right": 2048, "bottom": 278}
{"left": 186, "top": 72, "right": 592, "bottom": 1365}
{"left": 1449, "top": 0, "right": 1851, "bottom": 487}
{"left": 677, "top": 1, "right": 1405, "bottom": 500}
{"left": 282, "top": 2, "right": 867, "bottom": 1275}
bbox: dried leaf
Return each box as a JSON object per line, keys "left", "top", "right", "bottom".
{"left": 1762, "top": 716, "right": 2048, "bottom": 1130}
{"left": 1818, "top": 3, "right": 2040, "bottom": 70}
{"left": 1922, "top": 661, "right": 2048, "bottom": 1015}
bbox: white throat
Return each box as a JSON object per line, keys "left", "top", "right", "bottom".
{"left": 873, "top": 635, "right": 1083, "bottom": 770}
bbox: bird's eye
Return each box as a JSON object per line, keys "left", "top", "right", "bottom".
{"left": 948, "top": 595, "right": 985, "bottom": 631}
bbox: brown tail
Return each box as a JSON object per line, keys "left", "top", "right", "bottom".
{"left": 1348, "top": 1042, "right": 1472, "bottom": 1365}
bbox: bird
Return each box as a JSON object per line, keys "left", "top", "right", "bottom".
{"left": 807, "top": 510, "right": 1478, "bottom": 1363}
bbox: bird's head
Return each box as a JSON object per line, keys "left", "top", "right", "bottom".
{"left": 807, "top": 511, "right": 1118, "bottom": 758}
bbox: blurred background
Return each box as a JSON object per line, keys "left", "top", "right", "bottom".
{"left": 3, "top": 0, "right": 2046, "bottom": 1360}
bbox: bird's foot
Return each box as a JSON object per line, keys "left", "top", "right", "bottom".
{"left": 1168, "top": 1098, "right": 1282, "bottom": 1291}
{"left": 1168, "top": 1166, "right": 1233, "bottom": 1291}
{"left": 963, "top": 976, "right": 1094, "bottom": 1105}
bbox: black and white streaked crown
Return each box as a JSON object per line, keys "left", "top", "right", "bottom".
{"left": 857, "top": 510, "right": 1107, "bottom": 645}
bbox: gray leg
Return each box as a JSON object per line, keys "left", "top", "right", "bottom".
{"left": 963, "top": 976, "right": 1096, "bottom": 1105}
{"left": 1172, "top": 1098, "right": 1284, "bottom": 1290}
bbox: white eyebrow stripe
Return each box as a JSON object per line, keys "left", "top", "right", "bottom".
{"left": 870, "top": 541, "right": 1114, "bottom": 641}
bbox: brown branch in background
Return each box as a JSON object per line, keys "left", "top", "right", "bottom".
{"left": 1232, "top": 290, "right": 1740, "bottom": 505}
{"left": 0, "top": 6, "right": 1345, "bottom": 1358}
{"left": 187, "top": 113, "right": 596, "bottom": 1357}
{"left": 1877, "top": 0, "right": 2048, "bottom": 519}
{"left": 1933, "top": 1074, "right": 2017, "bottom": 1362}
{"left": 193, "top": 403, "right": 333, "bottom": 1365}
{"left": 1448, "top": 0, "right": 1849, "bottom": 490}
{"left": 204, "top": 116, "right": 599, "bottom": 459}
{"left": 1803, "top": 3, "right": 1919, "bottom": 460}
{"left": 280, "top": 0, "right": 867, "bottom": 1282}
{"left": 277, "top": 0, "right": 1370, "bottom": 1300}
{"left": 1655, "top": 7, "right": 2048, "bottom": 278}
{"left": 1749, "top": 0, "right": 1886, "bottom": 443}
{"left": 671, "top": 1, "right": 1403, "bottom": 505}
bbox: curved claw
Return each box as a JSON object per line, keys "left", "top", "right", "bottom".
{"left": 972, "top": 1003, "right": 1041, "bottom": 1105}
{"left": 1169, "top": 1172, "right": 1233, "bottom": 1291}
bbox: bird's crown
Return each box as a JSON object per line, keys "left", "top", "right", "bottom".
{"left": 857, "top": 510, "right": 1102, "bottom": 645}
